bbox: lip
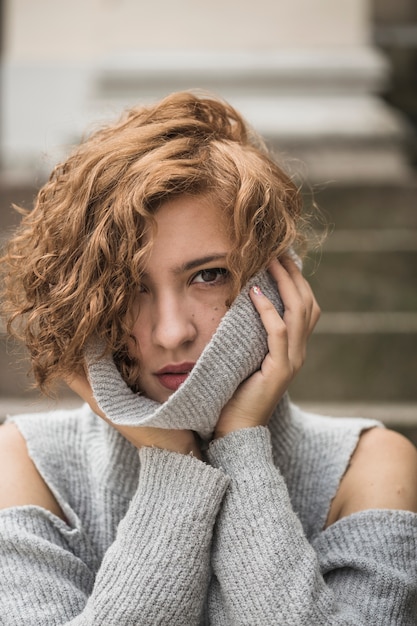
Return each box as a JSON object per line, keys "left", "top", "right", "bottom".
{"left": 154, "top": 362, "right": 195, "bottom": 392}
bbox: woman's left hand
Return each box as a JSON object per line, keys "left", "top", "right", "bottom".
{"left": 214, "top": 257, "right": 320, "bottom": 439}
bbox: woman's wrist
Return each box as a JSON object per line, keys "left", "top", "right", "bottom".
{"left": 214, "top": 420, "right": 260, "bottom": 440}
{"left": 214, "top": 403, "right": 273, "bottom": 439}
{"left": 136, "top": 429, "right": 202, "bottom": 459}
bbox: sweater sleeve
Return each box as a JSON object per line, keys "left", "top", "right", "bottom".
{"left": 0, "top": 446, "right": 229, "bottom": 625}
{"left": 206, "top": 426, "right": 417, "bottom": 625}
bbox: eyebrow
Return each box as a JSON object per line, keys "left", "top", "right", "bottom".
{"left": 140, "top": 253, "right": 229, "bottom": 281}
{"left": 176, "top": 253, "right": 228, "bottom": 274}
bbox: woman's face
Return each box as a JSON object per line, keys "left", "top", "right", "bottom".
{"left": 129, "top": 195, "right": 234, "bottom": 403}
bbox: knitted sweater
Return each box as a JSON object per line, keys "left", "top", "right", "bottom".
{"left": 1, "top": 403, "right": 417, "bottom": 625}
{"left": 1, "top": 270, "right": 417, "bottom": 624}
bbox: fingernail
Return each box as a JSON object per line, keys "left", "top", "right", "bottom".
{"left": 252, "top": 285, "right": 263, "bottom": 296}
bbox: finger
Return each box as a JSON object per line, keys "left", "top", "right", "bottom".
{"left": 269, "top": 261, "right": 309, "bottom": 337}
{"left": 267, "top": 261, "right": 315, "bottom": 372}
{"left": 308, "top": 298, "right": 321, "bottom": 336}
{"left": 286, "top": 273, "right": 320, "bottom": 338}
{"left": 270, "top": 257, "right": 320, "bottom": 337}
{"left": 268, "top": 258, "right": 303, "bottom": 304}
{"left": 279, "top": 257, "right": 317, "bottom": 315}
{"left": 268, "top": 259, "right": 309, "bottom": 329}
{"left": 249, "top": 286, "right": 291, "bottom": 375}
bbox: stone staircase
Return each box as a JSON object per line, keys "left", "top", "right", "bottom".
{"left": 290, "top": 181, "right": 417, "bottom": 443}
{"left": 1, "top": 180, "right": 417, "bottom": 444}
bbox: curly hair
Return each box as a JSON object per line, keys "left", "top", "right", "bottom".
{"left": 1, "top": 91, "right": 306, "bottom": 392}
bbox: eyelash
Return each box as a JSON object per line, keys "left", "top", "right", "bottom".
{"left": 191, "top": 268, "right": 229, "bottom": 285}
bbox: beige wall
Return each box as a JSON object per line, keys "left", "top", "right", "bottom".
{"left": 5, "top": 0, "right": 370, "bottom": 62}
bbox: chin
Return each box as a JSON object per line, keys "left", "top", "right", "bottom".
{"left": 139, "top": 386, "right": 172, "bottom": 405}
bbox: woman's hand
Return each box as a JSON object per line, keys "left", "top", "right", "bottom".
{"left": 214, "top": 257, "right": 320, "bottom": 439}
{"left": 67, "top": 374, "right": 202, "bottom": 458}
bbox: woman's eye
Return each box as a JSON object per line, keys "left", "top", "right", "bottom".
{"left": 192, "top": 268, "right": 228, "bottom": 285}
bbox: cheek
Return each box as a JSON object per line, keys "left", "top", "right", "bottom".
{"left": 198, "top": 300, "right": 229, "bottom": 342}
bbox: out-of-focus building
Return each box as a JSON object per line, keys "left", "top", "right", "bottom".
{"left": 1, "top": 0, "right": 414, "bottom": 183}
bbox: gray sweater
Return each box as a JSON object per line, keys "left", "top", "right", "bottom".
{"left": 1, "top": 271, "right": 417, "bottom": 624}
{"left": 1, "top": 402, "right": 417, "bottom": 624}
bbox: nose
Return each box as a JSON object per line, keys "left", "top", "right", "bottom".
{"left": 150, "top": 294, "right": 197, "bottom": 351}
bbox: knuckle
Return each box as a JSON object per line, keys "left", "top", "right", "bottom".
{"left": 274, "top": 322, "right": 288, "bottom": 338}
{"left": 312, "top": 298, "right": 321, "bottom": 315}
{"left": 291, "top": 350, "right": 306, "bottom": 374}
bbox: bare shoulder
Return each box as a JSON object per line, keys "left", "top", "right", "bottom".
{"left": 0, "top": 422, "right": 66, "bottom": 520}
{"left": 327, "top": 427, "right": 417, "bottom": 526}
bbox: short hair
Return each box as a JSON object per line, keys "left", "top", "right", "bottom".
{"left": 1, "top": 91, "right": 306, "bottom": 392}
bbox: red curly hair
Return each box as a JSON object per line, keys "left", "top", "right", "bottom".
{"left": 1, "top": 91, "right": 305, "bottom": 392}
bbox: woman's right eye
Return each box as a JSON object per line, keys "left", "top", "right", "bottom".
{"left": 191, "top": 268, "right": 229, "bottom": 285}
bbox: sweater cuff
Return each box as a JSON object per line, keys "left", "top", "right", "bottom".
{"left": 207, "top": 426, "right": 274, "bottom": 476}
{"left": 136, "top": 446, "right": 230, "bottom": 525}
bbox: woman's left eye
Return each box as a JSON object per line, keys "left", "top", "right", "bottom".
{"left": 192, "top": 268, "right": 228, "bottom": 285}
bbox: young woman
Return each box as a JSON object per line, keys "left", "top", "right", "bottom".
{"left": 1, "top": 92, "right": 416, "bottom": 625}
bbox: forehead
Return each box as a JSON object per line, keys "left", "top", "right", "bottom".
{"left": 152, "top": 195, "right": 231, "bottom": 246}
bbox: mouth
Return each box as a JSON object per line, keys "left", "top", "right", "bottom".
{"left": 154, "top": 362, "right": 195, "bottom": 392}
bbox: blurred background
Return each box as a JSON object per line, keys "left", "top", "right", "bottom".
{"left": 1, "top": 0, "right": 416, "bottom": 441}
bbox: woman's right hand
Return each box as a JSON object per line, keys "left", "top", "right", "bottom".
{"left": 67, "top": 373, "right": 202, "bottom": 458}
{"left": 214, "top": 257, "right": 320, "bottom": 438}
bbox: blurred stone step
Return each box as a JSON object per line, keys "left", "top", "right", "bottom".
{"left": 305, "top": 181, "right": 417, "bottom": 229}
{"left": 319, "top": 229, "right": 417, "bottom": 252}
{"left": 299, "top": 402, "right": 417, "bottom": 447}
{"left": 304, "top": 247, "right": 417, "bottom": 311}
{"left": 316, "top": 311, "right": 417, "bottom": 333}
{"left": 0, "top": 394, "right": 83, "bottom": 421}
{"left": 0, "top": 336, "right": 75, "bottom": 399}
{"left": 0, "top": 183, "right": 38, "bottom": 234}
{"left": 0, "top": 336, "right": 32, "bottom": 397}
{"left": 290, "top": 329, "right": 417, "bottom": 403}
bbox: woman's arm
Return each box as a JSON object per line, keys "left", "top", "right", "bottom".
{"left": 0, "top": 422, "right": 229, "bottom": 625}
{"left": 207, "top": 425, "right": 417, "bottom": 625}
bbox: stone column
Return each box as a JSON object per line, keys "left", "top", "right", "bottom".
{"left": 2, "top": 0, "right": 411, "bottom": 181}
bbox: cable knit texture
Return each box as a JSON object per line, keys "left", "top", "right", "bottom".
{"left": 1, "top": 271, "right": 417, "bottom": 624}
